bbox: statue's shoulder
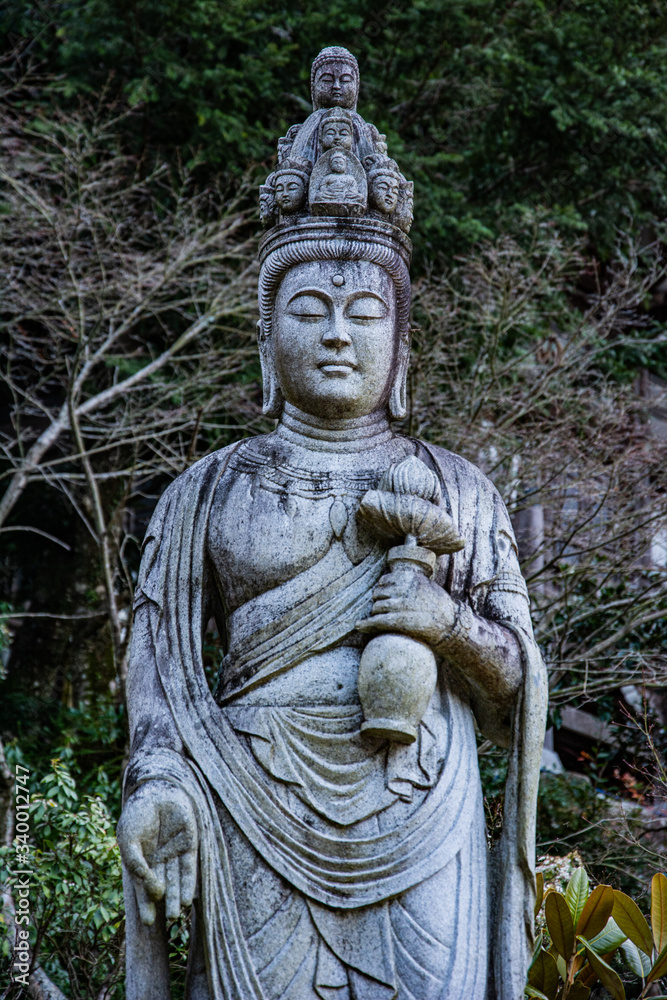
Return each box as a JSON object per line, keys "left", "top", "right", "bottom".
{"left": 159, "top": 433, "right": 283, "bottom": 500}
{"left": 155, "top": 439, "right": 264, "bottom": 520}
{"left": 413, "top": 439, "right": 499, "bottom": 499}
{"left": 161, "top": 443, "right": 237, "bottom": 497}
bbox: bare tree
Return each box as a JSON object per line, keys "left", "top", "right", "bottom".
{"left": 0, "top": 81, "right": 261, "bottom": 685}
{"left": 409, "top": 232, "right": 667, "bottom": 709}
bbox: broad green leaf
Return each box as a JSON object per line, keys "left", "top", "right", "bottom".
{"left": 556, "top": 953, "right": 567, "bottom": 981}
{"left": 612, "top": 890, "right": 654, "bottom": 957}
{"left": 568, "top": 983, "right": 591, "bottom": 1000}
{"left": 546, "top": 891, "right": 575, "bottom": 960}
{"left": 581, "top": 942, "right": 626, "bottom": 1000}
{"left": 577, "top": 884, "right": 614, "bottom": 940}
{"left": 648, "top": 941, "right": 667, "bottom": 985}
{"left": 528, "top": 949, "right": 559, "bottom": 1000}
{"left": 587, "top": 917, "right": 627, "bottom": 956}
{"left": 525, "top": 988, "right": 549, "bottom": 1000}
{"left": 532, "top": 932, "right": 544, "bottom": 963}
{"left": 535, "top": 871, "right": 545, "bottom": 919}
{"left": 620, "top": 939, "right": 652, "bottom": 978}
{"left": 566, "top": 868, "right": 590, "bottom": 925}
{"left": 652, "top": 874, "right": 667, "bottom": 955}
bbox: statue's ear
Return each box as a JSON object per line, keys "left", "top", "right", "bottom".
{"left": 257, "top": 322, "right": 284, "bottom": 418}
{"left": 389, "top": 330, "right": 411, "bottom": 420}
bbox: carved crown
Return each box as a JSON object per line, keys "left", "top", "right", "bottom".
{"left": 259, "top": 47, "right": 413, "bottom": 240}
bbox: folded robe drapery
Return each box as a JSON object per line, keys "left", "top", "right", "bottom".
{"left": 214, "top": 538, "right": 385, "bottom": 703}
{"left": 128, "top": 440, "right": 548, "bottom": 1000}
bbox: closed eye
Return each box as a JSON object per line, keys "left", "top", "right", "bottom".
{"left": 287, "top": 294, "right": 329, "bottom": 321}
{"left": 346, "top": 295, "right": 388, "bottom": 322}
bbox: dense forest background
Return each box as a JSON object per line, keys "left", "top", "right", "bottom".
{"left": 1, "top": 2, "right": 666, "bottom": 997}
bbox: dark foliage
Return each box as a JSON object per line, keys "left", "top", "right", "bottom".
{"left": 4, "top": 0, "right": 667, "bottom": 261}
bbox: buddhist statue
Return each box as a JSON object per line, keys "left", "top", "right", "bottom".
{"left": 117, "top": 45, "right": 548, "bottom": 1000}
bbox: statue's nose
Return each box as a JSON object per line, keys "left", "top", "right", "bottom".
{"left": 321, "top": 316, "right": 352, "bottom": 348}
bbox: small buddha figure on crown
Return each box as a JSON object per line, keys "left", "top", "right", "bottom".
{"left": 320, "top": 108, "right": 354, "bottom": 152}
{"left": 367, "top": 158, "right": 402, "bottom": 215}
{"left": 314, "top": 149, "right": 363, "bottom": 205}
{"left": 273, "top": 160, "right": 310, "bottom": 215}
{"left": 310, "top": 45, "right": 359, "bottom": 110}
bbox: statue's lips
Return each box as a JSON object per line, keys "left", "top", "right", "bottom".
{"left": 317, "top": 360, "right": 358, "bottom": 376}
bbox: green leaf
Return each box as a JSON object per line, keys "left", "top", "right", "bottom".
{"left": 652, "top": 874, "right": 667, "bottom": 956}
{"left": 525, "top": 988, "right": 549, "bottom": 1000}
{"left": 612, "top": 890, "right": 654, "bottom": 957}
{"left": 556, "top": 953, "right": 567, "bottom": 981}
{"left": 566, "top": 867, "right": 590, "bottom": 925}
{"left": 647, "top": 941, "right": 667, "bottom": 985}
{"left": 587, "top": 917, "right": 626, "bottom": 956}
{"left": 528, "top": 949, "right": 559, "bottom": 1000}
{"left": 546, "top": 891, "right": 575, "bottom": 960}
{"left": 568, "top": 983, "right": 591, "bottom": 1000}
{"left": 577, "top": 884, "right": 614, "bottom": 940}
{"left": 535, "top": 871, "right": 545, "bottom": 919}
{"left": 620, "top": 939, "right": 652, "bottom": 978}
{"left": 581, "top": 942, "right": 626, "bottom": 1000}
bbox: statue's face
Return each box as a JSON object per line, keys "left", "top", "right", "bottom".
{"left": 329, "top": 151, "right": 347, "bottom": 174}
{"left": 321, "top": 119, "right": 353, "bottom": 151}
{"left": 274, "top": 172, "right": 305, "bottom": 212}
{"left": 372, "top": 174, "right": 400, "bottom": 213}
{"left": 313, "top": 61, "right": 358, "bottom": 110}
{"left": 272, "top": 260, "right": 397, "bottom": 419}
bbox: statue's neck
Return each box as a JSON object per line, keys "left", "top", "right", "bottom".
{"left": 276, "top": 401, "right": 393, "bottom": 453}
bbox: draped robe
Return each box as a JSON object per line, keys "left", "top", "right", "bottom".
{"left": 123, "top": 433, "right": 547, "bottom": 1000}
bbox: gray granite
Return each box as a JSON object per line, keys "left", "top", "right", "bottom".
{"left": 117, "top": 45, "right": 548, "bottom": 1000}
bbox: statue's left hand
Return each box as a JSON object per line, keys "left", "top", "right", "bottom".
{"left": 117, "top": 780, "right": 198, "bottom": 926}
{"left": 357, "top": 569, "right": 457, "bottom": 651}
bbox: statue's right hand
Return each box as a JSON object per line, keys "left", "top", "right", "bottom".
{"left": 117, "top": 781, "right": 198, "bottom": 926}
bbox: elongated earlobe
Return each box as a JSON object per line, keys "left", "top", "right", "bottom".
{"left": 257, "top": 322, "right": 284, "bottom": 418}
{"left": 389, "top": 333, "right": 411, "bottom": 420}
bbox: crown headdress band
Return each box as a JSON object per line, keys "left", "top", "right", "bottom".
{"left": 258, "top": 219, "right": 412, "bottom": 343}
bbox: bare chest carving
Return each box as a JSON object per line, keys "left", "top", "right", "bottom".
{"left": 206, "top": 442, "right": 394, "bottom": 612}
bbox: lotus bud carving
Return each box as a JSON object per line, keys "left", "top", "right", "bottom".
{"left": 358, "top": 457, "right": 463, "bottom": 555}
{"left": 379, "top": 455, "right": 442, "bottom": 504}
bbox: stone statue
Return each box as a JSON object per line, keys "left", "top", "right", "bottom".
{"left": 274, "top": 161, "right": 310, "bottom": 215}
{"left": 368, "top": 162, "right": 400, "bottom": 214}
{"left": 117, "top": 45, "right": 548, "bottom": 1000}
{"left": 273, "top": 47, "right": 412, "bottom": 234}
{"left": 319, "top": 108, "right": 355, "bottom": 151}
{"left": 310, "top": 148, "right": 367, "bottom": 216}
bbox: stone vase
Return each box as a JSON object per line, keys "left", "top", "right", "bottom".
{"left": 358, "top": 542, "right": 437, "bottom": 744}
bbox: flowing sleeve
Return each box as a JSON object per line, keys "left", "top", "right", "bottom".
{"left": 123, "top": 448, "right": 235, "bottom": 801}
{"left": 453, "top": 476, "right": 536, "bottom": 748}
{"left": 473, "top": 487, "right": 549, "bottom": 1000}
{"left": 124, "top": 483, "right": 188, "bottom": 800}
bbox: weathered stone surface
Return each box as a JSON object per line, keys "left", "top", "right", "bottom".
{"left": 117, "top": 45, "right": 548, "bottom": 1000}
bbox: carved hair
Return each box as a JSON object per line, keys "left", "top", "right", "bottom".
{"left": 274, "top": 162, "right": 310, "bottom": 185}
{"left": 366, "top": 157, "right": 401, "bottom": 184}
{"left": 257, "top": 221, "right": 412, "bottom": 420}
{"left": 319, "top": 107, "right": 355, "bottom": 129}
